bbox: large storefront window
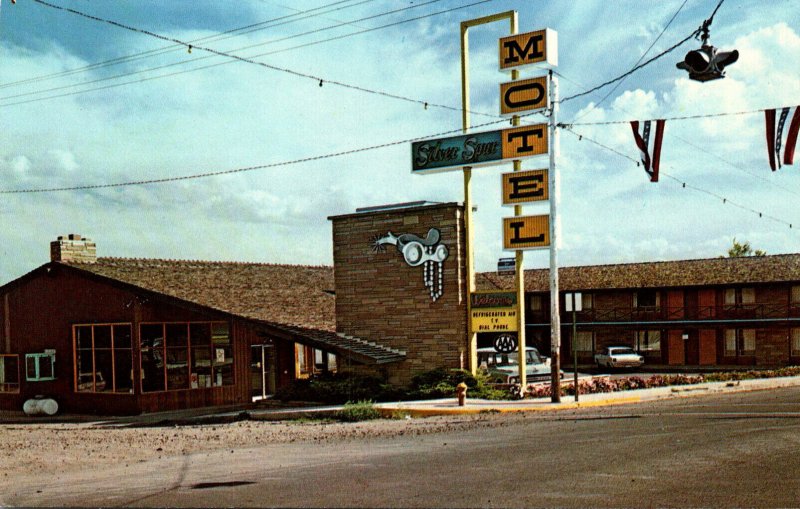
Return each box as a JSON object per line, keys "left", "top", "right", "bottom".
{"left": 141, "top": 322, "right": 232, "bottom": 393}
{"left": 0, "top": 354, "right": 20, "bottom": 393}
{"left": 74, "top": 324, "right": 133, "bottom": 393}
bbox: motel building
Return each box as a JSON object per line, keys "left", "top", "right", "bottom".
{"left": 1, "top": 201, "right": 800, "bottom": 415}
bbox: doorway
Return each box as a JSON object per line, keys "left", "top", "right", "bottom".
{"left": 250, "top": 344, "right": 276, "bottom": 401}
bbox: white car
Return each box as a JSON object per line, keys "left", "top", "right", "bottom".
{"left": 594, "top": 346, "right": 645, "bottom": 368}
{"left": 477, "top": 346, "right": 560, "bottom": 383}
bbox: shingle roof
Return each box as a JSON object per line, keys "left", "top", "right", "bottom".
{"left": 67, "top": 257, "right": 338, "bottom": 331}
{"left": 478, "top": 253, "right": 800, "bottom": 292}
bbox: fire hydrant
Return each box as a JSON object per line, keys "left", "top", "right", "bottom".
{"left": 456, "top": 382, "right": 468, "bottom": 406}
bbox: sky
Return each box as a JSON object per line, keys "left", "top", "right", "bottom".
{"left": 1, "top": 0, "right": 799, "bottom": 282}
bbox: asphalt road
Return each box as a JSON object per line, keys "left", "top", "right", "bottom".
{"left": 7, "top": 386, "right": 800, "bottom": 508}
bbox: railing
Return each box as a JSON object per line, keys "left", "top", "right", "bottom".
{"left": 528, "top": 303, "right": 800, "bottom": 325}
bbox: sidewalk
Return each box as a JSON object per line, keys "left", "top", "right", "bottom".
{"left": 372, "top": 375, "right": 800, "bottom": 417}
{"left": 4, "top": 375, "right": 800, "bottom": 426}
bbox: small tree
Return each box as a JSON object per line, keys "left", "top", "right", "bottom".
{"left": 726, "top": 238, "right": 766, "bottom": 257}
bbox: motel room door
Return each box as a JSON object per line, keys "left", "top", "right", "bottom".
{"left": 250, "top": 345, "right": 276, "bottom": 401}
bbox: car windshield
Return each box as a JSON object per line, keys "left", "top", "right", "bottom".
{"left": 612, "top": 348, "right": 636, "bottom": 355}
{"left": 480, "top": 350, "right": 544, "bottom": 367}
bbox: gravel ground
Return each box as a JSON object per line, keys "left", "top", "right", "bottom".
{"left": 0, "top": 413, "right": 522, "bottom": 480}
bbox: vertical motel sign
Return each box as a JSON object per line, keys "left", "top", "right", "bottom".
{"left": 499, "top": 29, "right": 556, "bottom": 252}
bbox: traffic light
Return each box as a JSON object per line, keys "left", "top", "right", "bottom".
{"left": 676, "top": 43, "right": 739, "bottom": 82}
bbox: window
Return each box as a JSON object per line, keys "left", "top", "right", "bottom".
{"left": 141, "top": 322, "right": 232, "bottom": 393}
{"left": 0, "top": 354, "right": 20, "bottom": 393}
{"left": 724, "top": 328, "right": 756, "bottom": 357}
{"left": 635, "top": 330, "right": 661, "bottom": 352}
{"left": 724, "top": 288, "right": 756, "bottom": 305}
{"left": 25, "top": 352, "right": 56, "bottom": 381}
{"left": 572, "top": 331, "right": 594, "bottom": 353}
{"left": 634, "top": 290, "right": 659, "bottom": 308}
{"left": 792, "top": 329, "right": 800, "bottom": 356}
{"left": 581, "top": 293, "right": 593, "bottom": 310}
{"left": 791, "top": 286, "right": 800, "bottom": 304}
{"left": 74, "top": 324, "right": 132, "bottom": 393}
{"left": 529, "top": 295, "right": 543, "bottom": 311}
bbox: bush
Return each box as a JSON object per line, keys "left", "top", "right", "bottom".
{"left": 273, "top": 372, "right": 402, "bottom": 404}
{"left": 408, "top": 367, "right": 514, "bottom": 400}
{"left": 334, "top": 400, "right": 382, "bottom": 422}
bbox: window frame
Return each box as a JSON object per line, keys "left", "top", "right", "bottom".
{"left": 723, "top": 328, "right": 756, "bottom": 357}
{"left": 73, "top": 323, "right": 133, "bottom": 394}
{"left": 633, "top": 290, "right": 660, "bottom": 309}
{"left": 0, "top": 354, "right": 20, "bottom": 393}
{"left": 572, "top": 331, "right": 594, "bottom": 354}
{"left": 139, "top": 321, "right": 233, "bottom": 393}
{"left": 25, "top": 352, "right": 56, "bottom": 382}
{"left": 634, "top": 330, "right": 662, "bottom": 353}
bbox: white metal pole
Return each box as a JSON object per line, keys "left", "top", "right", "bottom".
{"left": 549, "top": 69, "right": 561, "bottom": 403}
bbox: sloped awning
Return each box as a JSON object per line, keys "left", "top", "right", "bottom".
{"left": 264, "top": 323, "right": 406, "bottom": 365}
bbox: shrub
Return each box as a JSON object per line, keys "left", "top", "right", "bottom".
{"left": 408, "top": 367, "right": 514, "bottom": 400}
{"left": 273, "top": 372, "right": 402, "bottom": 404}
{"left": 334, "top": 400, "right": 382, "bottom": 422}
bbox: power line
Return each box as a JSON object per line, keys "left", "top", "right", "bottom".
{"left": 559, "top": 0, "right": 731, "bottom": 105}
{"left": 21, "top": 0, "right": 494, "bottom": 111}
{"left": 569, "top": 0, "right": 689, "bottom": 123}
{"left": 0, "top": 0, "right": 374, "bottom": 91}
{"left": 560, "top": 126, "right": 796, "bottom": 230}
{"left": 0, "top": 116, "right": 512, "bottom": 195}
{"left": 6, "top": 0, "right": 496, "bottom": 118}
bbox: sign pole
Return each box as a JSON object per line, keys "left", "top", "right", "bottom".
{"left": 548, "top": 69, "right": 561, "bottom": 403}
{"left": 460, "top": 11, "right": 517, "bottom": 374}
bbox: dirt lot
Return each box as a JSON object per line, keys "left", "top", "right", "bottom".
{"left": 0, "top": 413, "right": 515, "bottom": 480}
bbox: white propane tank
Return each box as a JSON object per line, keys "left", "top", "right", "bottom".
{"left": 23, "top": 397, "right": 59, "bottom": 416}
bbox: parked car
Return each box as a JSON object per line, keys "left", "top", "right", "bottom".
{"left": 477, "top": 346, "right": 561, "bottom": 383}
{"left": 594, "top": 346, "right": 645, "bottom": 368}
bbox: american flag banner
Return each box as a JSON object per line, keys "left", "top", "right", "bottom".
{"left": 765, "top": 106, "right": 800, "bottom": 171}
{"left": 630, "top": 120, "right": 665, "bottom": 182}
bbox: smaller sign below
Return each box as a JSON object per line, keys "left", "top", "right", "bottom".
{"left": 499, "top": 28, "right": 558, "bottom": 71}
{"left": 502, "top": 169, "right": 548, "bottom": 205}
{"left": 470, "top": 291, "right": 518, "bottom": 332}
{"left": 500, "top": 76, "right": 548, "bottom": 116}
{"left": 497, "top": 257, "right": 516, "bottom": 275}
{"left": 503, "top": 214, "right": 550, "bottom": 250}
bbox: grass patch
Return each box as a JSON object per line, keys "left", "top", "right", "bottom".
{"left": 333, "top": 400, "right": 382, "bottom": 422}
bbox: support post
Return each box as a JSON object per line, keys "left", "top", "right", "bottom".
{"left": 548, "top": 69, "right": 561, "bottom": 403}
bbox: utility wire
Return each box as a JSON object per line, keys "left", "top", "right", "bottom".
{"left": 559, "top": 0, "right": 730, "bottom": 105}
{"left": 0, "top": 0, "right": 374, "bottom": 91}
{"left": 560, "top": 126, "right": 796, "bottom": 230}
{"left": 24, "top": 0, "right": 493, "bottom": 114}
{"left": 0, "top": 117, "right": 513, "bottom": 195}
{"left": 569, "top": 0, "right": 689, "bottom": 123}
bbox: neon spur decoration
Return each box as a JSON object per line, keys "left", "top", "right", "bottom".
{"left": 372, "top": 228, "right": 449, "bottom": 301}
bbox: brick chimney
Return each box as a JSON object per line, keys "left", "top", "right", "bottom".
{"left": 50, "top": 234, "right": 97, "bottom": 263}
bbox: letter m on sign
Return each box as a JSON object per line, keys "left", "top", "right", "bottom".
{"left": 499, "top": 29, "right": 557, "bottom": 71}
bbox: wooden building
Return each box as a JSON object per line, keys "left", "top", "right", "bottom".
{"left": 0, "top": 235, "right": 404, "bottom": 415}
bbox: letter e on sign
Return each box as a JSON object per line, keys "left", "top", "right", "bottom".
{"left": 499, "top": 29, "right": 558, "bottom": 71}
{"left": 503, "top": 215, "right": 550, "bottom": 250}
{"left": 500, "top": 76, "right": 548, "bottom": 116}
{"left": 502, "top": 169, "right": 548, "bottom": 205}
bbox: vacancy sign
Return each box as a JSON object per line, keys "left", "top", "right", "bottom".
{"left": 502, "top": 169, "right": 548, "bottom": 205}
{"left": 503, "top": 214, "right": 550, "bottom": 250}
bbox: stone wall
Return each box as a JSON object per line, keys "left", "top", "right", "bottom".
{"left": 330, "top": 203, "right": 467, "bottom": 385}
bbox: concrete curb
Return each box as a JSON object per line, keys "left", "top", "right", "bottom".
{"left": 375, "top": 375, "right": 800, "bottom": 418}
